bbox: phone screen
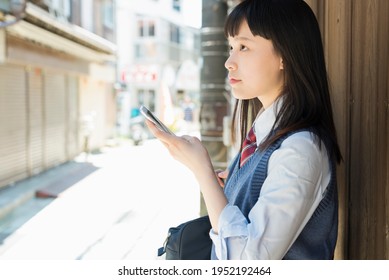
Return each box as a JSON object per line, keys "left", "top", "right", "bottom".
{"left": 140, "top": 105, "right": 174, "bottom": 135}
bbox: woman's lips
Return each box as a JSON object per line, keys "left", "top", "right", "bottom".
{"left": 229, "top": 78, "right": 241, "bottom": 85}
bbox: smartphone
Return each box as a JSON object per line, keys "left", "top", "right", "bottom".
{"left": 140, "top": 105, "right": 174, "bottom": 135}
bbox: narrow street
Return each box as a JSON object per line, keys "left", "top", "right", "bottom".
{"left": 0, "top": 138, "right": 201, "bottom": 260}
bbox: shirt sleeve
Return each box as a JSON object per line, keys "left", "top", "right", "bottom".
{"left": 210, "top": 131, "right": 331, "bottom": 260}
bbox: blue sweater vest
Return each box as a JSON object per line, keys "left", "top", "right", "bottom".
{"left": 224, "top": 131, "right": 338, "bottom": 259}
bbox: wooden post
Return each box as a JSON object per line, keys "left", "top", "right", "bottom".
{"left": 199, "top": 0, "right": 229, "bottom": 216}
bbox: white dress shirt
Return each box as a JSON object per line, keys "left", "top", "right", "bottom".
{"left": 210, "top": 99, "right": 331, "bottom": 259}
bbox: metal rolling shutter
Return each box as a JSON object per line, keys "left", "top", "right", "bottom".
{"left": 0, "top": 65, "right": 28, "bottom": 188}
{"left": 66, "top": 75, "right": 79, "bottom": 159}
{"left": 27, "top": 68, "right": 44, "bottom": 175}
{"left": 43, "top": 72, "right": 66, "bottom": 168}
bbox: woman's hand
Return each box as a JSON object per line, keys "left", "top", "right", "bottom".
{"left": 215, "top": 169, "right": 229, "bottom": 187}
{"left": 146, "top": 119, "right": 228, "bottom": 232}
{"left": 145, "top": 119, "right": 214, "bottom": 177}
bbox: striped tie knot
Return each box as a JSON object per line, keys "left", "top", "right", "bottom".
{"left": 240, "top": 126, "right": 257, "bottom": 167}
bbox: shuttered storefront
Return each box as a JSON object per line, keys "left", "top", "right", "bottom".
{"left": 79, "top": 77, "right": 106, "bottom": 151}
{"left": 0, "top": 65, "right": 81, "bottom": 189}
{"left": 1, "top": 6, "right": 116, "bottom": 191}
{"left": 27, "top": 68, "right": 44, "bottom": 175}
{"left": 66, "top": 75, "right": 79, "bottom": 160}
{"left": 0, "top": 65, "right": 28, "bottom": 187}
{"left": 43, "top": 72, "right": 67, "bottom": 168}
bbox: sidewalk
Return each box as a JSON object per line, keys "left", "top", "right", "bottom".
{"left": 0, "top": 139, "right": 201, "bottom": 259}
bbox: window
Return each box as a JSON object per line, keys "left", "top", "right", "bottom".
{"left": 135, "top": 42, "right": 157, "bottom": 59}
{"left": 170, "top": 24, "right": 180, "bottom": 44}
{"left": 172, "top": 0, "right": 181, "bottom": 12}
{"left": 137, "top": 19, "right": 156, "bottom": 37}
{"left": 102, "top": 0, "right": 114, "bottom": 29}
{"left": 149, "top": 22, "right": 155, "bottom": 36}
{"left": 138, "top": 21, "right": 144, "bottom": 37}
{"left": 135, "top": 44, "right": 143, "bottom": 58}
{"left": 138, "top": 89, "right": 156, "bottom": 112}
{"left": 148, "top": 90, "right": 156, "bottom": 112}
{"left": 138, "top": 89, "right": 145, "bottom": 104}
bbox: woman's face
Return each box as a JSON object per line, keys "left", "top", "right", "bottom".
{"left": 225, "top": 20, "right": 284, "bottom": 108}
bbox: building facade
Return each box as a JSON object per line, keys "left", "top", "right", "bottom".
{"left": 0, "top": 0, "right": 116, "bottom": 189}
{"left": 115, "top": 0, "right": 200, "bottom": 136}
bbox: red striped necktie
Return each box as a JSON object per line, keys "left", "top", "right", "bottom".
{"left": 240, "top": 126, "right": 257, "bottom": 167}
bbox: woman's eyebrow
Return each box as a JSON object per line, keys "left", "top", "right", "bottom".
{"left": 229, "top": 36, "right": 255, "bottom": 43}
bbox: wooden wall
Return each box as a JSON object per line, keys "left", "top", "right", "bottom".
{"left": 306, "top": 0, "right": 389, "bottom": 259}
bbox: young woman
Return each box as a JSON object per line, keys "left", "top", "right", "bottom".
{"left": 146, "top": 0, "right": 342, "bottom": 260}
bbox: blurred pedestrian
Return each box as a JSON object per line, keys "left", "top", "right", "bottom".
{"left": 183, "top": 96, "right": 194, "bottom": 122}
{"left": 181, "top": 96, "right": 195, "bottom": 134}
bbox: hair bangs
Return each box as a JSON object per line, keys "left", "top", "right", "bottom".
{"left": 224, "top": 3, "right": 246, "bottom": 38}
{"left": 224, "top": 0, "right": 274, "bottom": 40}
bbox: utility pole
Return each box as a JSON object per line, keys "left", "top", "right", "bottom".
{"left": 199, "top": 0, "right": 229, "bottom": 215}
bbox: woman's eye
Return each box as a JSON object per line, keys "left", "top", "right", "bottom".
{"left": 228, "top": 45, "right": 247, "bottom": 53}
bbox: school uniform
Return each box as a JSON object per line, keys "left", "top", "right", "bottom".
{"left": 210, "top": 99, "right": 338, "bottom": 260}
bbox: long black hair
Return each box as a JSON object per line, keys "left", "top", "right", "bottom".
{"left": 225, "top": 0, "right": 342, "bottom": 163}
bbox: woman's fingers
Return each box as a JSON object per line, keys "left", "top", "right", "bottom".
{"left": 145, "top": 119, "right": 211, "bottom": 172}
{"left": 145, "top": 119, "right": 173, "bottom": 143}
{"left": 144, "top": 118, "right": 163, "bottom": 134}
{"left": 215, "top": 169, "right": 229, "bottom": 179}
{"left": 215, "top": 169, "right": 229, "bottom": 187}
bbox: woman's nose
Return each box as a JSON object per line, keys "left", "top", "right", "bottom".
{"left": 224, "top": 56, "right": 236, "bottom": 71}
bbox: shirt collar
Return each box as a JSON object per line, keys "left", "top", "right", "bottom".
{"left": 254, "top": 97, "right": 283, "bottom": 146}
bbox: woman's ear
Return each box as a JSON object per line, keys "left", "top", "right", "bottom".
{"left": 280, "top": 58, "right": 284, "bottom": 70}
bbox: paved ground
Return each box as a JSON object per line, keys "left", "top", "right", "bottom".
{"left": 0, "top": 138, "right": 201, "bottom": 260}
